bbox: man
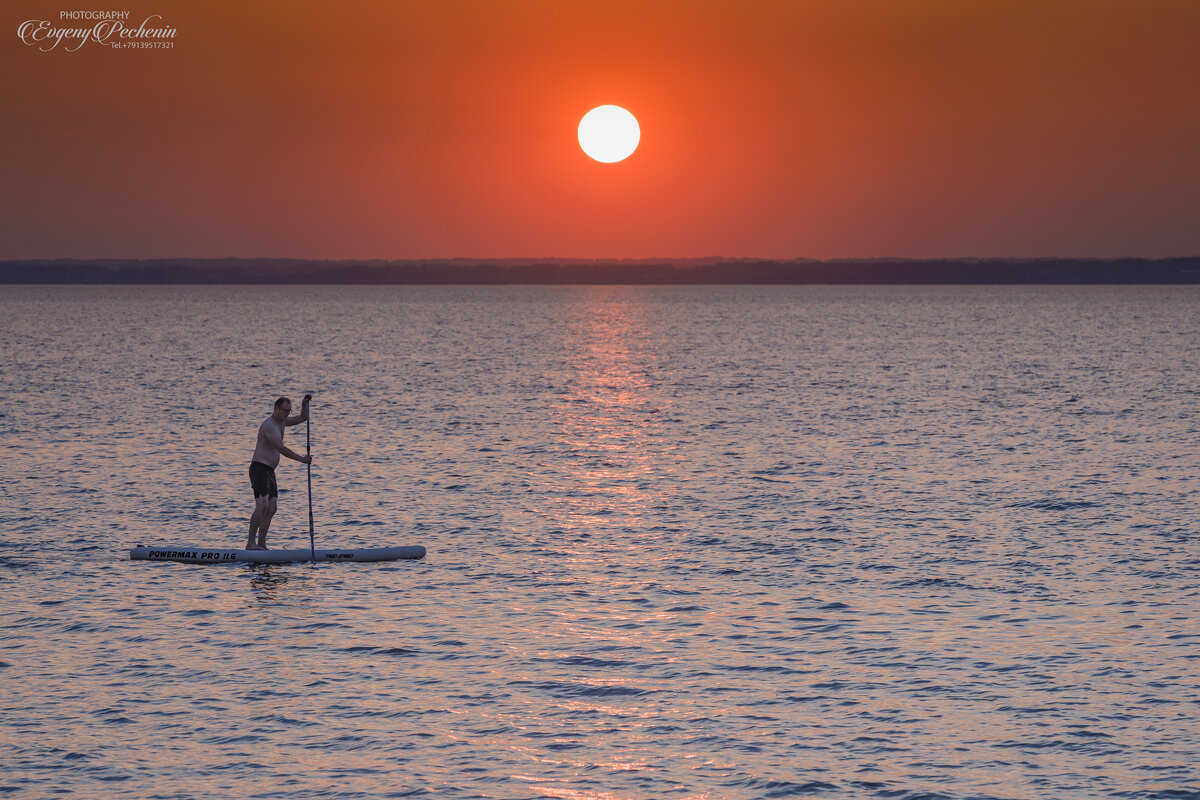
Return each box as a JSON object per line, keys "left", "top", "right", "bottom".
{"left": 246, "top": 394, "right": 312, "bottom": 550}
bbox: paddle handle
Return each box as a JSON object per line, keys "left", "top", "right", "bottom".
{"left": 306, "top": 394, "right": 315, "bottom": 563}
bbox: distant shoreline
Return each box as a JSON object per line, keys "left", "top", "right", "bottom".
{"left": 2, "top": 258, "right": 1198, "bottom": 285}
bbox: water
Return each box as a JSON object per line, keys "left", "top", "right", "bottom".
{"left": 2, "top": 285, "right": 1198, "bottom": 799}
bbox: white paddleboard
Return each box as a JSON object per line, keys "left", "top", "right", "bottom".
{"left": 129, "top": 545, "right": 425, "bottom": 564}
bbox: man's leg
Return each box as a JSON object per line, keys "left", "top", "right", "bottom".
{"left": 247, "top": 496, "right": 269, "bottom": 549}
{"left": 256, "top": 496, "right": 278, "bottom": 549}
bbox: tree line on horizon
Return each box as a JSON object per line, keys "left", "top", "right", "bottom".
{"left": 0, "top": 258, "right": 1197, "bottom": 284}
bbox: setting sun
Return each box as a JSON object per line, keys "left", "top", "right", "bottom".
{"left": 578, "top": 105, "right": 640, "bottom": 163}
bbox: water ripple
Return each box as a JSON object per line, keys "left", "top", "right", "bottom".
{"left": 1, "top": 285, "right": 1199, "bottom": 799}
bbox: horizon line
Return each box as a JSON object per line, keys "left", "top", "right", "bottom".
{"left": 5, "top": 255, "right": 1199, "bottom": 263}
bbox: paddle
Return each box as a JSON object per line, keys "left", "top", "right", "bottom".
{"left": 305, "top": 393, "right": 315, "bottom": 563}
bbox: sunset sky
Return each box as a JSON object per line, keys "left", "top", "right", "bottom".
{"left": 2, "top": 0, "right": 1197, "bottom": 260}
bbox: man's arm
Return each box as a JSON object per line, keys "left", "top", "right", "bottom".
{"left": 285, "top": 395, "right": 310, "bottom": 427}
{"left": 264, "top": 428, "right": 310, "bottom": 463}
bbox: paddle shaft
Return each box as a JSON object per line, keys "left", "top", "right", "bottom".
{"left": 306, "top": 401, "right": 315, "bottom": 562}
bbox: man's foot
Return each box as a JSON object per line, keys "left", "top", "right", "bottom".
{"left": 246, "top": 544, "right": 267, "bottom": 551}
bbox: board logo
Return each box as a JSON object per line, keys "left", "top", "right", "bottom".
{"left": 147, "top": 550, "right": 238, "bottom": 561}
{"left": 149, "top": 550, "right": 197, "bottom": 559}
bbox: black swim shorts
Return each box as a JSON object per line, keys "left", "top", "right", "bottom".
{"left": 249, "top": 461, "right": 278, "bottom": 499}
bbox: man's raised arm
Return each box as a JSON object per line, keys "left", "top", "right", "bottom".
{"left": 285, "top": 394, "right": 311, "bottom": 427}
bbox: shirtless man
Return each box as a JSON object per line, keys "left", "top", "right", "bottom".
{"left": 246, "top": 394, "right": 312, "bottom": 550}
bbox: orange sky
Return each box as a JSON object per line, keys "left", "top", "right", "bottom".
{"left": 2, "top": 0, "right": 1197, "bottom": 259}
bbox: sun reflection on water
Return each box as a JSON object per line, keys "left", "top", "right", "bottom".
{"left": 546, "top": 289, "right": 676, "bottom": 543}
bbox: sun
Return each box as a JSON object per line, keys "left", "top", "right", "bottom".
{"left": 578, "top": 105, "right": 640, "bottom": 163}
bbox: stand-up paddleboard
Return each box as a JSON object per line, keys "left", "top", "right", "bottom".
{"left": 134, "top": 398, "right": 427, "bottom": 566}
{"left": 130, "top": 545, "right": 425, "bottom": 564}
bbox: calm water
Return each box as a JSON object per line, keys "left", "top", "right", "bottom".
{"left": 2, "top": 285, "right": 1199, "bottom": 800}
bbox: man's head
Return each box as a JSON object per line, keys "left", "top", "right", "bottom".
{"left": 273, "top": 396, "right": 292, "bottom": 420}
